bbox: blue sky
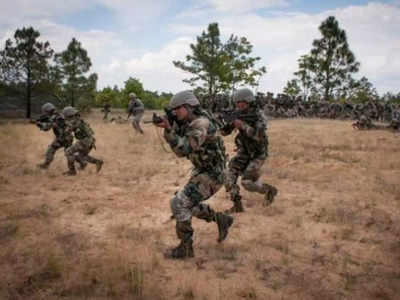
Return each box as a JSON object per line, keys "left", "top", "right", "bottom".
{"left": 0, "top": 0, "right": 399, "bottom": 96}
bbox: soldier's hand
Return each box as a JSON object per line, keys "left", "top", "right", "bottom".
{"left": 155, "top": 117, "right": 171, "bottom": 129}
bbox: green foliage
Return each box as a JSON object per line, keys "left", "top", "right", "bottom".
{"left": 0, "top": 26, "right": 54, "bottom": 117}
{"left": 283, "top": 79, "right": 301, "bottom": 98}
{"left": 174, "top": 22, "right": 265, "bottom": 102}
{"left": 54, "top": 38, "right": 97, "bottom": 107}
{"left": 292, "top": 16, "right": 360, "bottom": 101}
{"left": 95, "top": 79, "right": 171, "bottom": 110}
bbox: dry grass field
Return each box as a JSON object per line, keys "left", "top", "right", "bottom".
{"left": 0, "top": 110, "right": 399, "bottom": 300}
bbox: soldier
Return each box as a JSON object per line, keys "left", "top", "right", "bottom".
{"left": 35, "top": 103, "right": 85, "bottom": 170}
{"left": 388, "top": 104, "right": 400, "bottom": 130}
{"left": 154, "top": 90, "right": 233, "bottom": 259}
{"left": 220, "top": 88, "right": 278, "bottom": 213}
{"left": 352, "top": 114, "right": 374, "bottom": 130}
{"left": 102, "top": 102, "right": 111, "bottom": 120}
{"left": 127, "top": 92, "right": 145, "bottom": 134}
{"left": 62, "top": 106, "right": 103, "bottom": 176}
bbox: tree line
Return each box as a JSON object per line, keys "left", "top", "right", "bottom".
{"left": 1, "top": 17, "right": 399, "bottom": 118}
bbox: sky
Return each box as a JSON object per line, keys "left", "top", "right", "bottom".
{"left": 0, "top": 0, "right": 399, "bottom": 96}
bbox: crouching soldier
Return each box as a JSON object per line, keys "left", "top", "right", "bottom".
{"left": 35, "top": 102, "right": 85, "bottom": 170}
{"left": 62, "top": 106, "right": 103, "bottom": 176}
{"left": 220, "top": 88, "right": 278, "bottom": 213}
{"left": 154, "top": 90, "right": 233, "bottom": 259}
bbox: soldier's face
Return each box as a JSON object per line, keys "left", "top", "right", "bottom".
{"left": 173, "top": 105, "right": 188, "bottom": 120}
{"left": 236, "top": 101, "right": 249, "bottom": 111}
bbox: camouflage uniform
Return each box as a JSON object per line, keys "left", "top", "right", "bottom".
{"left": 221, "top": 88, "right": 278, "bottom": 213}
{"left": 36, "top": 103, "right": 82, "bottom": 169}
{"left": 352, "top": 114, "right": 374, "bottom": 130}
{"left": 389, "top": 106, "right": 400, "bottom": 130}
{"left": 102, "top": 103, "right": 111, "bottom": 120}
{"left": 163, "top": 90, "right": 233, "bottom": 259}
{"left": 63, "top": 107, "right": 103, "bottom": 175}
{"left": 127, "top": 93, "right": 145, "bottom": 134}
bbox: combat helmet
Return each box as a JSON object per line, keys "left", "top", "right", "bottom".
{"left": 169, "top": 90, "right": 199, "bottom": 109}
{"left": 129, "top": 92, "right": 136, "bottom": 98}
{"left": 41, "top": 102, "right": 56, "bottom": 114}
{"left": 62, "top": 106, "right": 78, "bottom": 118}
{"left": 233, "top": 88, "right": 255, "bottom": 104}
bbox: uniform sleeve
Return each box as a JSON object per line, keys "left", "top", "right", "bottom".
{"left": 38, "top": 115, "right": 56, "bottom": 131}
{"left": 240, "top": 117, "right": 266, "bottom": 142}
{"left": 164, "top": 117, "right": 209, "bottom": 157}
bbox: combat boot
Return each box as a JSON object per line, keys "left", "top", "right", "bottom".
{"left": 225, "top": 195, "right": 244, "bottom": 214}
{"left": 164, "top": 240, "right": 194, "bottom": 259}
{"left": 215, "top": 212, "right": 233, "bottom": 243}
{"left": 78, "top": 162, "right": 87, "bottom": 170}
{"left": 37, "top": 163, "right": 49, "bottom": 170}
{"left": 63, "top": 170, "right": 77, "bottom": 176}
{"left": 96, "top": 160, "right": 103, "bottom": 173}
{"left": 263, "top": 184, "right": 278, "bottom": 206}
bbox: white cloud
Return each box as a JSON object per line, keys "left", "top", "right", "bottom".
{"left": 204, "top": 0, "right": 289, "bottom": 13}
{"left": 98, "top": 37, "right": 194, "bottom": 92}
{"left": 0, "top": 1, "right": 399, "bottom": 95}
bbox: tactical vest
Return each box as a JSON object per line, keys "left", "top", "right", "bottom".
{"left": 235, "top": 109, "right": 268, "bottom": 158}
{"left": 74, "top": 120, "right": 94, "bottom": 140}
{"left": 187, "top": 109, "right": 227, "bottom": 182}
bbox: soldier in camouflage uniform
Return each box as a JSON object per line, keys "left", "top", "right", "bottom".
{"left": 388, "top": 104, "right": 400, "bottom": 131}
{"left": 155, "top": 90, "right": 234, "bottom": 259}
{"left": 36, "top": 103, "right": 85, "bottom": 170}
{"left": 220, "top": 88, "right": 278, "bottom": 213}
{"left": 62, "top": 106, "right": 103, "bottom": 176}
{"left": 127, "top": 92, "right": 145, "bottom": 134}
{"left": 102, "top": 102, "right": 111, "bottom": 120}
{"left": 352, "top": 114, "right": 374, "bottom": 130}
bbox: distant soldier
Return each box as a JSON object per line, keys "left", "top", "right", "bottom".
{"left": 388, "top": 104, "right": 400, "bottom": 130}
{"left": 62, "top": 106, "right": 103, "bottom": 176}
{"left": 35, "top": 102, "right": 85, "bottom": 170}
{"left": 352, "top": 114, "right": 374, "bottom": 130}
{"left": 154, "top": 90, "right": 233, "bottom": 259}
{"left": 127, "top": 92, "right": 145, "bottom": 134}
{"left": 220, "top": 88, "right": 278, "bottom": 213}
{"left": 102, "top": 102, "right": 111, "bottom": 120}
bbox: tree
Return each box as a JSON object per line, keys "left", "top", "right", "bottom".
{"left": 296, "top": 16, "right": 360, "bottom": 101}
{"left": 0, "top": 27, "right": 53, "bottom": 118}
{"left": 222, "top": 35, "right": 266, "bottom": 94}
{"left": 174, "top": 23, "right": 225, "bottom": 100}
{"left": 54, "top": 38, "right": 96, "bottom": 107}
{"left": 342, "top": 76, "right": 378, "bottom": 102}
{"left": 293, "top": 55, "right": 314, "bottom": 100}
{"left": 283, "top": 79, "right": 301, "bottom": 99}
{"left": 174, "top": 23, "right": 265, "bottom": 103}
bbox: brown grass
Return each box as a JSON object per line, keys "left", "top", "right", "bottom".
{"left": 0, "top": 112, "right": 399, "bottom": 299}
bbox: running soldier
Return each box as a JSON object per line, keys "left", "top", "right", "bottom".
{"left": 62, "top": 106, "right": 103, "bottom": 176}
{"left": 102, "top": 102, "right": 111, "bottom": 120}
{"left": 154, "top": 90, "right": 233, "bottom": 259}
{"left": 127, "top": 92, "right": 145, "bottom": 134}
{"left": 220, "top": 88, "right": 278, "bottom": 213}
{"left": 35, "top": 102, "right": 85, "bottom": 170}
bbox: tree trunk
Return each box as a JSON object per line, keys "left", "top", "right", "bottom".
{"left": 26, "top": 67, "right": 31, "bottom": 118}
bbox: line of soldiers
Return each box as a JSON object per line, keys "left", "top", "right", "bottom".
{"left": 34, "top": 88, "right": 278, "bottom": 260}
{"left": 33, "top": 103, "right": 103, "bottom": 176}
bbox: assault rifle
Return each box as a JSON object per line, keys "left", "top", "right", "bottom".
{"left": 217, "top": 109, "right": 259, "bottom": 124}
{"left": 144, "top": 107, "right": 178, "bottom": 125}
{"left": 30, "top": 115, "right": 51, "bottom": 129}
